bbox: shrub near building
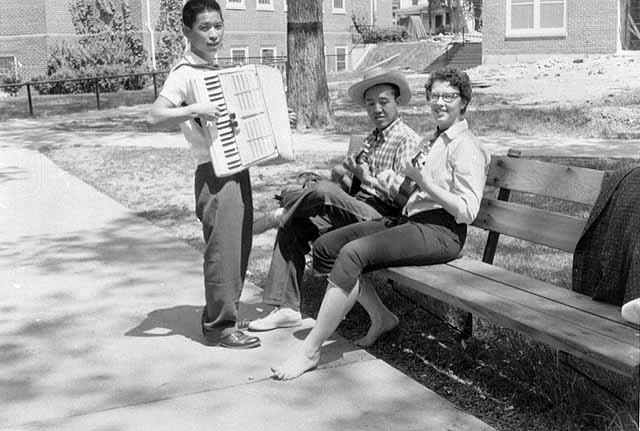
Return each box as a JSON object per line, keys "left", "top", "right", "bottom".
{"left": 32, "top": 0, "right": 148, "bottom": 95}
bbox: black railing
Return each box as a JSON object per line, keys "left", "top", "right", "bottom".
{"left": 0, "top": 56, "right": 287, "bottom": 116}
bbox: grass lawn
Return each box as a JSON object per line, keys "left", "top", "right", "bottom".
{"left": 42, "top": 141, "right": 639, "bottom": 431}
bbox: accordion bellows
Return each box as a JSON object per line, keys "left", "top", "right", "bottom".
{"left": 187, "top": 64, "right": 295, "bottom": 177}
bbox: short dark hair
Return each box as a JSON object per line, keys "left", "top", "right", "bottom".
{"left": 183, "top": 0, "right": 223, "bottom": 29}
{"left": 425, "top": 68, "right": 472, "bottom": 114}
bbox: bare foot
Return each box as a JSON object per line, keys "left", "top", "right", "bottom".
{"left": 621, "top": 298, "right": 640, "bottom": 324}
{"left": 355, "top": 313, "right": 399, "bottom": 347}
{"left": 271, "top": 349, "right": 320, "bottom": 380}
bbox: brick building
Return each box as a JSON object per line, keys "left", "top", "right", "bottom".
{"left": 483, "top": 0, "right": 638, "bottom": 64}
{"left": 0, "top": 0, "right": 393, "bottom": 79}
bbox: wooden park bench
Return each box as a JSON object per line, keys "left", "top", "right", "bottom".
{"left": 345, "top": 135, "right": 640, "bottom": 378}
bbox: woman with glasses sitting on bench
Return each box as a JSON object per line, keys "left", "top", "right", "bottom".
{"left": 271, "top": 68, "right": 492, "bottom": 380}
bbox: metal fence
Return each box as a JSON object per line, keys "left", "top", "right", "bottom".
{"left": 0, "top": 56, "right": 287, "bottom": 116}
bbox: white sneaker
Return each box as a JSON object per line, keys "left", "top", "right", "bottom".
{"left": 621, "top": 298, "right": 640, "bottom": 324}
{"left": 253, "top": 208, "right": 284, "bottom": 235}
{"left": 248, "top": 307, "right": 302, "bottom": 331}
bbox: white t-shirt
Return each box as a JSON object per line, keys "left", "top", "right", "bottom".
{"left": 159, "top": 50, "right": 222, "bottom": 166}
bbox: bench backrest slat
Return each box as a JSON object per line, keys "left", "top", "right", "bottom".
{"left": 476, "top": 154, "right": 607, "bottom": 253}
{"left": 486, "top": 156, "right": 605, "bottom": 206}
{"left": 472, "top": 198, "right": 587, "bottom": 253}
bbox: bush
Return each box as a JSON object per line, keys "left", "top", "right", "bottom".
{"left": 361, "top": 26, "right": 409, "bottom": 43}
{"left": 31, "top": 0, "right": 150, "bottom": 95}
{"left": 31, "top": 64, "right": 148, "bottom": 95}
{"left": 155, "top": 0, "right": 185, "bottom": 72}
{"left": 1, "top": 74, "right": 22, "bottom": 97}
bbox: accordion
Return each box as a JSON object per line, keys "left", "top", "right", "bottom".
{"left": 187, "top": 64, "right": 295, "bottom": 177}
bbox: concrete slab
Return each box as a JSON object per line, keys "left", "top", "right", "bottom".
{"left": 0, "top": 147, "right": 493, "bottom": 430}
{"left": 9, "top": 360, "right": 492, "bottom": 431}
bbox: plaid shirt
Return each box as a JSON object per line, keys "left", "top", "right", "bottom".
{"left": 357, "top": 118, "right": 420, "bottom": 198}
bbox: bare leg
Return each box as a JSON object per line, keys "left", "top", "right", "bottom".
{"left": 271, "top": 280, "right": 360, "bottom": 380}
{"left": 355, "top": 277, "right": 399, "bottom": 347}
{"left": 621, "top": 298, "right": 640, "bottom": 324}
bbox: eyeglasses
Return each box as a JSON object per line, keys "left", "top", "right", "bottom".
{"left": 427, "top": 92, "right": 460, "bottom": 103}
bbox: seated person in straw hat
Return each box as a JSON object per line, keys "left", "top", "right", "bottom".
{"left": 248, "top": 68, "right": 420, "bottom": 333}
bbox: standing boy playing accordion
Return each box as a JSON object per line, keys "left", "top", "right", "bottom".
{"left": 146, "top": 0, "right": 260, "bottom": 349}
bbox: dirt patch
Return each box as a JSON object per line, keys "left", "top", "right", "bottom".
{"left": 466, "top": 54, "right": 640, "bottom": 107}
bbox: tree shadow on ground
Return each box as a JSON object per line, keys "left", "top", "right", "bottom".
{"left": 0, "top": 165, "right": 30, "bottom": 184}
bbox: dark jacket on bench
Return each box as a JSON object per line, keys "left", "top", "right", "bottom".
{"left": 572, "top": 166, "right": 640, "bottom": 306}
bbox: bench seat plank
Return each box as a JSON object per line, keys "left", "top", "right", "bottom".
{"left": 449, "top": 258, "right": 637, "bottom": 330}
{"left": 379, "top": 262, "right": 640, "bottom": 377}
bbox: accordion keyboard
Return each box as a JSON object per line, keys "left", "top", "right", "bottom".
{"left": 203, "top": 74, "right": 243, "bottom": 171}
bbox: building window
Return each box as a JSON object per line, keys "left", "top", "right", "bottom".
{"left": 257, "top": 0, "right": 274, "bottom": 10}
{"left": 412, "top": 0, "right": 419, "bottom": 5}
{"left": 333, "top": 0, "right": 346, "bottom": 14}
{"left": 231, "top": 48, "right": 248, "bottom": 65}
{"left": 226, "top": 0, "right": 246, "bottom": 10}
{"left": 506, "top": 0, "right": 566, "bottom": 37}
{"left": 260, "top": 47, "right": 277, "bottom": 64}
{"left": 335, "top": 46, "right": 347, "bottom": 71}
{"left": 0, "top": 56, "right": 16, "bottom": 77}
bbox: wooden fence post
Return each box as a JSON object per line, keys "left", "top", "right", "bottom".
{"left": 26, "top": 83, "right": 33, "bottom": 116}
{"left": 94, "top": 78, "right": 100, "bottom": 110}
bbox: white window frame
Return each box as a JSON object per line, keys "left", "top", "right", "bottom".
{"left": 0, "top": 56, "right": 17, "bottom": 76}
{"left": 230, "top": 47, "right": 249, "bottom": 64}
{"left": 335, "top": 46, "right": 347, "bottom": 72}
{"left": 283, "top": 0, "right": 287, "bottom": 12}
{"left": 332, "top": 0, "right": 346, "bottom": 14}
{"left": 260, "top": 47, "right": 277, "bottom": 63}
{"left": 505, "top": 0, "right": 566, "bottom": 38}
{"left": 257, "top": 0, "right": 274, "bottom": 11}
{"left": 226, "top": 0, "right": 246, "bottom": 10}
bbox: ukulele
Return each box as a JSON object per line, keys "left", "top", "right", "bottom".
{"left": 391, "top": 150, "right": 427, "bottom": 207}
{"left": 348, "top": 149, "right": 426, "bottom": 209}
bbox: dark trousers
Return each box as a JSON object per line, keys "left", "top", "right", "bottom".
{"left": 195, "top": 163, "right": 253, "bottom": 336}
{"left": 263, "top": 180, "right": 398, "bottom": 310}
{"left": 313, "top": 209, "right": 467, "bottom": 292}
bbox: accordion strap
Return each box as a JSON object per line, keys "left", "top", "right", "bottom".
{"left": 171, "top": 59, "right": 220, "bottom": 73}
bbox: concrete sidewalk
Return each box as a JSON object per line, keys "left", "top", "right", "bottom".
{"left": 0, "top": 147, "right": 493, "bottom": 430}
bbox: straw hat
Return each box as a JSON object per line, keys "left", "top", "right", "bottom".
{"left": 348, "top": 67, "right": 412, "bottom": 106}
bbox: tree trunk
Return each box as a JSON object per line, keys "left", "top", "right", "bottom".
{"left": 287, "top": 0, "right": 333, "bottom": 129}
{"left": 472, "top": 0, "right": 482, "bottom": 31}
{"left": 446, "top": 0, "right": 465, "bottom": 33}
